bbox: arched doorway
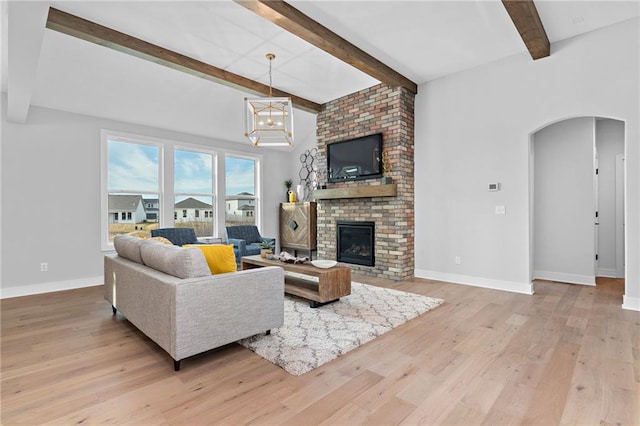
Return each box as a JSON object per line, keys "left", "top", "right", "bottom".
{"left": 530, "top": 117, "right": 625, "bottom": 287}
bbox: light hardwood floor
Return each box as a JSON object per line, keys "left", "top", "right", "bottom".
{"left": 1, "top": 276, "right": 638, "bottom": 425}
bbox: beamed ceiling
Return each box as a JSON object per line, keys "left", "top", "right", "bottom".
{"left": 2, "top": 1, "right": 638, "bottom": 145}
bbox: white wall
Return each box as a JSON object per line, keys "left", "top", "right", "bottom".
{"left": 533, "top": 117, "right": 596, "bottom": 285}
{"left": 0, "top": 97, "right": 298, "bottom": 297}
{"left": 415, "top": 18, "right": 640, "bottom": 310}
{"left": 596, "top": 119, "right": 625, "bottom": 277}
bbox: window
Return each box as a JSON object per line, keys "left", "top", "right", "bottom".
{"left": 102, "top": 131, "right": 257, "bottom": 250}
{"left": 175, "top": 149, "right": 215, "bottom": 238}
{"left": 225, "top": 155, "right": 258, "bottom": 227}
{"left": 104, "top": 137, "right": 160, "bottom": 245}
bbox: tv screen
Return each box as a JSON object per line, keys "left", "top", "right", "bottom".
{"left": 327, "top": 133, "right": 383, "bottom": 182}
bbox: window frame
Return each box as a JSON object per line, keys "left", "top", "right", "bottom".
{"left": 101, "top": 131, "right": 262, "bottom": 251}
{"left": 173, "top": 146, "right": 217, "bottom": 239}
{"left": 100, "top": 130, "right": 163, "bottom": 251}
{"left": 224, "top": 153, "right": 262, "bottom": 229}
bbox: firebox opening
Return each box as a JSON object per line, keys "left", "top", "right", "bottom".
{"left": 337, "top": 221, "right": 375, "bottom": 267}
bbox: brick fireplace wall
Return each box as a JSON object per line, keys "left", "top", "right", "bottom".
{"left": 316, "top": 84, "right": 415, "bottom": 281}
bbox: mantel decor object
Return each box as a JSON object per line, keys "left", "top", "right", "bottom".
{"left": 381, "top": 151, "right": 393, "bottom": 184}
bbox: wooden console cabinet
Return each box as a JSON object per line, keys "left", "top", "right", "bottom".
{"left": 279, "top": 202, "right": 317, "bottom": 256}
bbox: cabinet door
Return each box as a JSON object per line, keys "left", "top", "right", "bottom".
{"left": 280, "top": 202, "right": 317, "bottom": 250}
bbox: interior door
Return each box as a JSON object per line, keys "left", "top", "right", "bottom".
{"left": 594, "top": 151, "right": 599, "bottom": 276}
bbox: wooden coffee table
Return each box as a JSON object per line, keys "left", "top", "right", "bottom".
{"left": 241, "top": 255, "right": 351, "bottom": 308}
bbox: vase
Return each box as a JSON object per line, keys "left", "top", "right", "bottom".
{"left": 296, "top": 184, "right": 305, "bottom": 202}
{"left": 288, "top": 190, "right": 296, "bottom": 203}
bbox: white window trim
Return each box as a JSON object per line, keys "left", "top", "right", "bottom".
{"left": 101, "top": 131, "right": 263, "bottom": 251}
{"left": 174, "top": 146, "right": 217, "bottom": 237}
{"left": 224, "top": 152, "right": 263, "bottom": 230}
{"left": 100, "top": 130, "right": 164, "bottom": 251}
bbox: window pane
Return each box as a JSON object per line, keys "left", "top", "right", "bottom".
{"left": 175, "top": 150, "right": 213, "bottom": 194}
{"left": 175, "top": 196, "right": 214, "bottom": 238}
{"left": 174, "top": 149, "right": 214, "bottom": 238}
{"left": 225, "top": 156, "right": 255, "bottom": 196}
{"left": 108, "top": 140, "right": 159, "bottom": 192}
{"left": 108, "top": 193, "right": 159, "bottom": 241}
{"left": 225, "top": 198, "right": 256, "bottom": 227}
{"left": 106, "top": 139, "right": 160, "bottom": 243}
{"left": 225, "top": 156, "right": 257, "bottom": 228}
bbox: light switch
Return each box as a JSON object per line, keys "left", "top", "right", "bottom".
{"left": 495, "top": 205, "right": 506, "bottom": 215}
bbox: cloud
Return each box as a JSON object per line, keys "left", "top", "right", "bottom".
{"left": 225, "top": 156, "right": 255, "bottom": 195}
{"left": 175, "top": 150, "right": 213, "bottom": 194}
{"left": 108, "top": 141, "right": 159, "bottom": 192}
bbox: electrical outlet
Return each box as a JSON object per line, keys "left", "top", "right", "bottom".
{"left": 495, "top": 205, "right": 506, "bottom": 215}
{"left": 455, "top": 256, "right": 461, "bottom": 265}
{"left": 40, "top": 263, "right": 48, "bottom": 272}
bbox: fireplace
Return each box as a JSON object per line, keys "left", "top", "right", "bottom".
{"left": 337, "top": 221, "right": 375, "bottom": 266}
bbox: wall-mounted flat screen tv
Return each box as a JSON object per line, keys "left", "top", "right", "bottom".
{"left": 327, "top": 133, "right": 383, "bottom": 182}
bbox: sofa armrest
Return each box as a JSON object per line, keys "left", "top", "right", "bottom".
{"left": 174, "top": 266, "right": 284, "bottom": 360}
{"left": 105, "top": 255, "right": 284, "bottom": 363}
{"left": 227, "top": 238, "right": 246, "bottom": 251}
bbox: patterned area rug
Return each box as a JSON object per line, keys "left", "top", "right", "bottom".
{"left": 238, "top": 282, "right": 444, "bottom": 375}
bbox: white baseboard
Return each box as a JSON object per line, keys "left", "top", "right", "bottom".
{"left": 533, "top": 270, "right": 595, "bottom": 286}
{"left": 597, "top": 268, "right": 618, "bottom": 278}
{"left": 622, "top": 295, "right": 640, "bottom": 311}
{"left": 0, "top": 276, "right": 103, "bottom": 299}
{"left": 415, "top": 269, "right": 534, "bottom": 295}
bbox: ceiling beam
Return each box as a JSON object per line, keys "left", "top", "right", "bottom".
{"left": 45, "top": 7, "right": 322, "bottom": 113}
{"left": 502, "top": 0, "right": 550, "bottom": 60}
{"left": 234, "top": 0, "right": 418, "bottom": 94}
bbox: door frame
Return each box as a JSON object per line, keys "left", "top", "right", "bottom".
{"left": 615, "top": 154, "right": 625, "bottom": 278}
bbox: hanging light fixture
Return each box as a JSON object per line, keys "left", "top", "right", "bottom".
{"left": 244, "top": 53, "right": 294, "bottom": 147}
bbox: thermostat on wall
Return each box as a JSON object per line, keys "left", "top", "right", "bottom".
{"left": 488, "top": 183, "right": 500, "bottom": 192}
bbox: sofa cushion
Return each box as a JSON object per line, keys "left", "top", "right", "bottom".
{"left": 140, "top": 240, "right": 210, "bottom": 279}
{"left": 185, "top": 244, "right": 237, "bottom": 275}
{"left": 113, "top": 234, "right": 146, "bottom": 264}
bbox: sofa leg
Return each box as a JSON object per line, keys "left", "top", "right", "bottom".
{"left": 174, "top": 360, "right": 181, "bottom": 371}
{"left": 265, "top": 330, "right": 271, "bottom": 336}
{"left": 112, "top": 305, "right": 117, "bottom": 315}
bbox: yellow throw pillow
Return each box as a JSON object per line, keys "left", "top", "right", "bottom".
{"left": 151, "top": 236, "right": 173, "bottom": 245}
{"left": 184, "top": 244, "right": 237, "bottom": 275}
{"left": 127, "top": 230, "right": 150, "bottom": 239}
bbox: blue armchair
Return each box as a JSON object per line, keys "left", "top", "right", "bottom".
{"left": 226, "top": 225, "right": 275, "bottom": 264}
{"left": 151, "top": 228, "right": 200, "bottom": 246}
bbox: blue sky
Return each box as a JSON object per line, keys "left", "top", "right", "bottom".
{"left": 108, "top": 140, "right": 255, "bottom": 196}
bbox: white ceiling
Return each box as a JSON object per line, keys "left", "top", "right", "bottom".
{"left": 3, "top": 1, "right": 639, "bottom": 145}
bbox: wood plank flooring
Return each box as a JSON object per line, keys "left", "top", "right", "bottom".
{"left": 1, "top": 276, "right": 638, "bottom": 425}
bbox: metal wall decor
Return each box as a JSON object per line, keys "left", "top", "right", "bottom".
{"left": 297, "top": 148, "right": 320, "bottom": 201}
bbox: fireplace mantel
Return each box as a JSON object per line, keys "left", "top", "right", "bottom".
{"left": 313, "top": 183, "right": 397, "bottom": 200}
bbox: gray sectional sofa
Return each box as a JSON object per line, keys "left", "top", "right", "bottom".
{"left": 104, "top": 235, "right": 284, "bottom": 371}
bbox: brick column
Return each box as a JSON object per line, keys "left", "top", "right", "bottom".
{"left": 315, "top": 84, "right": 415, "bottom": 281}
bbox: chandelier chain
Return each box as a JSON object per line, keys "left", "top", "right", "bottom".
{"left": 269, "top": 59, "right": 272, "bottom": 96}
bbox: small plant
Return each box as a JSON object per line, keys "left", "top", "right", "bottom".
{"left": 284, "top": 179, "right": 293, "bottom": 190}
{"left": 259, "top": 240, "right": 274, "bottom": 258}
{"left": 259, "top": 240, "right": 274, "bottom": 249}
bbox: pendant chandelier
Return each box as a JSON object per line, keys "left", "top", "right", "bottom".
{"left": 244, "top": 53, "right": 294, "bottom": 147}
